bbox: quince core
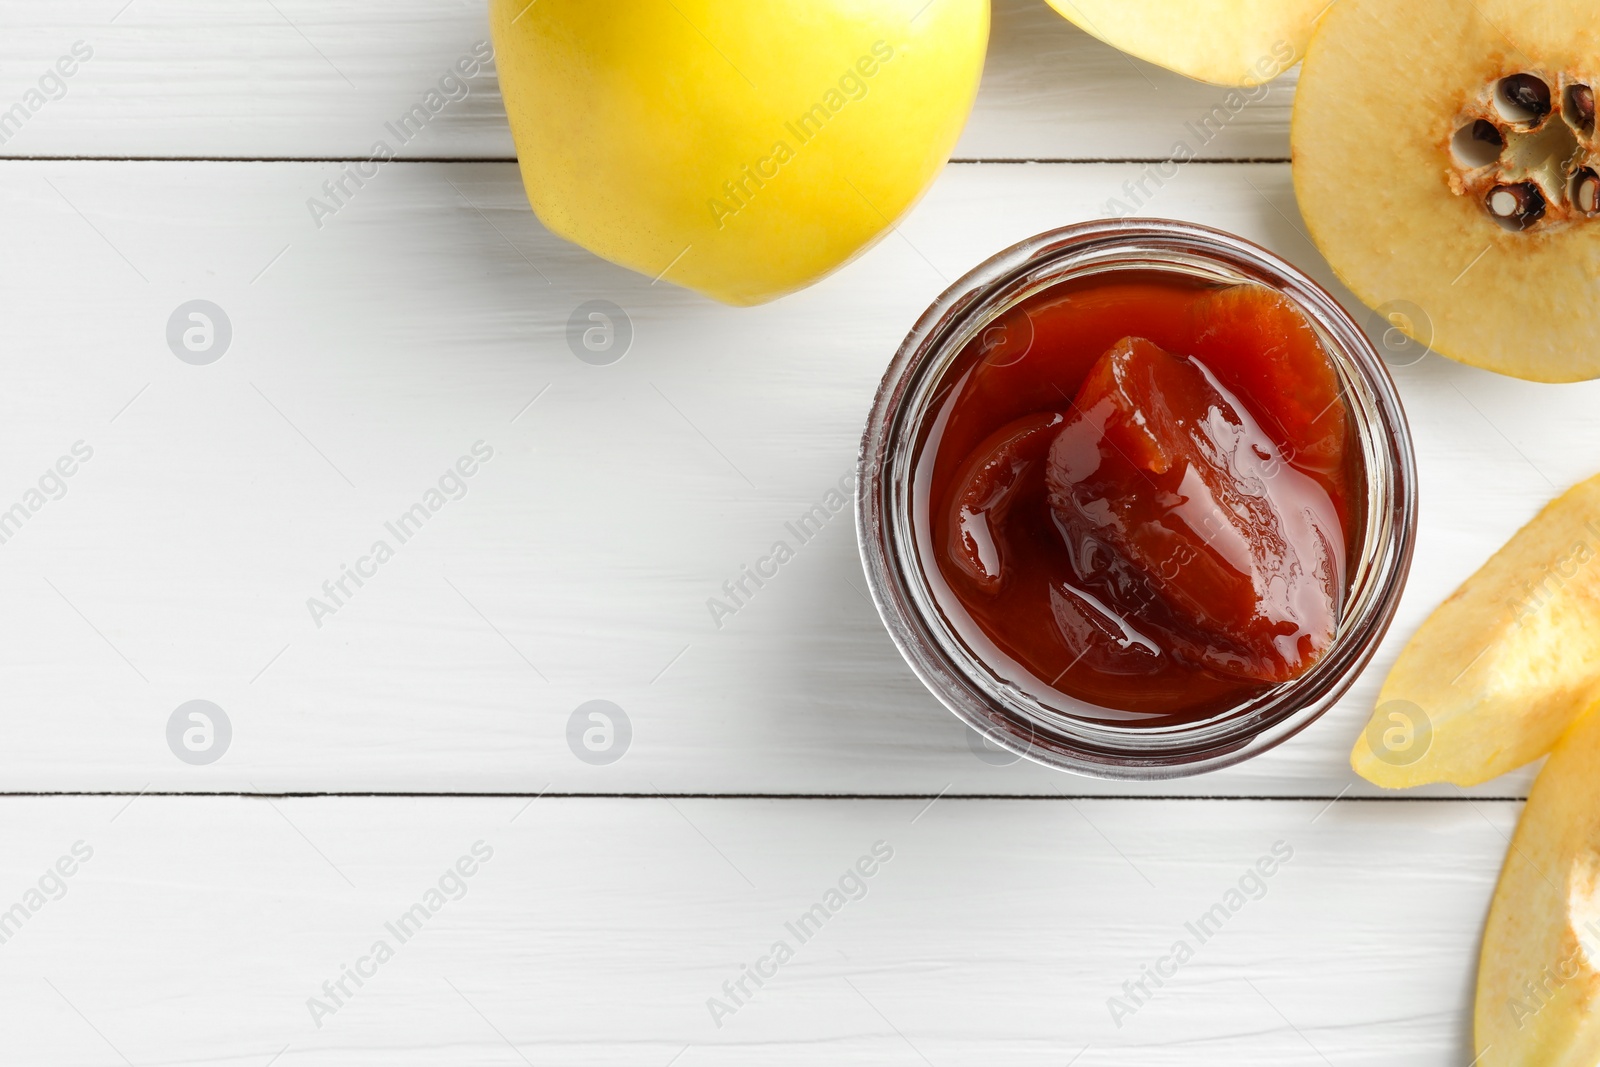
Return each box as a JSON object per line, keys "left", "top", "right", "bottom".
{"left": 1294, "top": 0, "right": 1600, "bottom": 381}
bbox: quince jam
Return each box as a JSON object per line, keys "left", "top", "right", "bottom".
{"left": 915, "top": 273, "right": 1361, "bottom": 724}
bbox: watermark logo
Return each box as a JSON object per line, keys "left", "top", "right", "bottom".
{"left": 166, "top": 700, "right": 231, "bottom": 765}
{"left": 1108, "top": 840, "right": 1294, "bottom": 1028}
{"left": 707, "top": 471, "right": 855, "bottom": 630}
{"left": 1102, "top": 40, "right": 1294, "bottom": 218}
{"left": 167, "top": 300, "right": 232, "bottom": 365}
{"left": 306, "top": 41, "right": 494, "bottom": 230}
{"left": 0, "top": 441, "right": 94, "bottom": 548}
{"left": 1365, "top": 699, "right": 1432, "bottom": 767}
{"left": 0, "top": 841, "right": 94, "bottom": 948}
{"left": 307, "top": 442, "right": 495, "bottom": 629}
{"left": 566, "top": 300, "right": 632, "bottom": 365}
{"left": 707, "top": 41, "right": 895, "bottom": 230}
{"left": 976, "top": 306, "right": 1035, "bottom": 369}
{"left": 966, "top": 723, "right": 1024, "bottom": 767}
{"left": 306, "top": 841, "right": 495, "bottom": 1029}
{"left": 1507, "top": 522, "right": 1600, "bottom": 629}
{"left": 0, "top": 41, "right": 93, "bottom": 147}
{"left": 707, "top": 840, "right": 894, "bottom": 1028}
{"left": 1366, "top": 300, "right": 1433, "bottom": 369}
{"left": 1505, "top": 915, "right": 1600, "bottom": 1031}
{"left": 567, "top": 700, "right": 631, "bottom": 765}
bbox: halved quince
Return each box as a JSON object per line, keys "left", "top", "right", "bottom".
{"left": 1293, "top": 0, "right": 1600, "bottom": 381}
{"left": 1042, "top": 0, "right": 1320, "bottom": 86}
{"left": 490, "top": 0, "right": 987, "bottom": 305}
{"left": 1351, "top": 472, "right": 1600, "bottom": 787}
{"left": 1475, "top": 696, "right": 1600, "bottom": 1066}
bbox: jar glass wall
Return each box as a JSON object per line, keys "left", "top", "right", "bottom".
{"left": 856, "top": 219, "right": 1417, "bottom": 779}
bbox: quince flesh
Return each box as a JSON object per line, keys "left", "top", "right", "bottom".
{"left": 1043, "top": 0, "right": 1319, "bottom": 86}
{"left": 1294, "top": 0, "right": 1600, "bottom": 381}
{"left": 1352, "top": 473, "right": 1600, "bottom": 787}
{"left": 1476, "top": 696, "right": 1600, "bottom": 1065}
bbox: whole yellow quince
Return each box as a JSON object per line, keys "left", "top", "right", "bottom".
{"left": 490, "top": 0, "right": 988, "bottom": 305}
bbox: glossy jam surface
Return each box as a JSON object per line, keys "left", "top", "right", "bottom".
{"left": 916, "top": 273, "right": 1362, "bottom": 724}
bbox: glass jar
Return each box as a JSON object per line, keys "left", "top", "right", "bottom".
{"left": 855, "top": 219, "right": 1417, "bottom": 779}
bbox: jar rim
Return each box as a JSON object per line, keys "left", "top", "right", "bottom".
{"left": 855, "top": 218, "right": 1418, "bottom": 780}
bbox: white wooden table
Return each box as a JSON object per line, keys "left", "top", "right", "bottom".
{"left": 2, "top": 1, "right": 1582, "bottom": 1062}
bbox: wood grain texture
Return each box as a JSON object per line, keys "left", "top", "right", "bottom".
{"left": 0, "top": 796, "right": 1511, "bottom": 1065}
{"left": 0, "top": 7, "right": 1555, "bottom": 1065}
{"left": 0, "top": 0, "right": 1295, "bottom": 161}
{"left": 0, "top": 158, "right": 1576, "bottom": 796}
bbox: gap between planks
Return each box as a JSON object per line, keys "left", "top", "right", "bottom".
{"left": 0, "top": 791, "right": 1527, "bottom": 802}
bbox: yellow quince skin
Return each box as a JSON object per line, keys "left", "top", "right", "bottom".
{"left": 490, "top": 0, "right": 989, "bottom": 305}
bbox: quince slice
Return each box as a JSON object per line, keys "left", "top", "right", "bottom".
{"left": 1352, "top": 473, "right": 1600, "bottom": 787}
{"left": 1475, "top": 696, "right": 1600, "bottom": 1066}
{"left": 1042, "top": 0, "right": 1320, "bottom": 86}
{"left": 1293, "top": 0, "right": 1600, "bottom": 381}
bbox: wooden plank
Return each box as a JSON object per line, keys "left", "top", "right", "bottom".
{"left": 0, "top": 0, "right": 1293, "bottom": 162}
{"left": 959, "top": 0, "right": 1296, "bottom": 161}
{"left": 0, "top": 158, "right": 1571, "bottom": 796}
{"left": 0, "top": 796, "right": 1509, "bottom": 1065}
